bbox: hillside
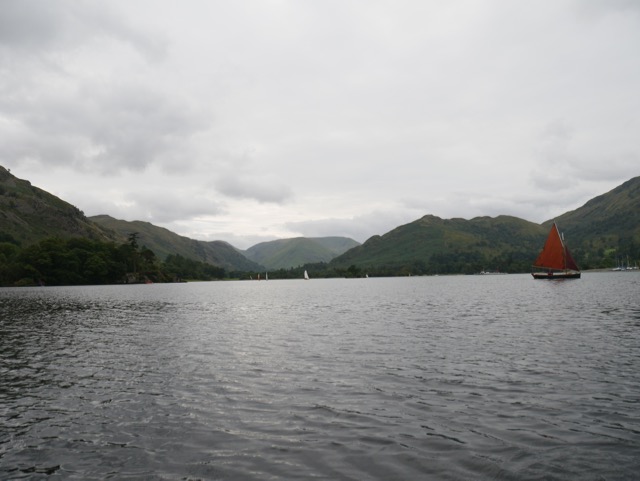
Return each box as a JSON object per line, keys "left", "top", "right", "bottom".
{"left": 0, "top": 166, "right": 117, "bottom": 246}
{"left": 244, "top": 236, "right": 360, "bottom": 269}
{"left": 89, "top": 215, "right": 263, "bottom": 272}
{"left": 330, "top": 177, "right": 640, "bottom": 275}
{"left": 3, "top": 164, "right": 638, "bottom": 276}
{"left": 330, "top": 215, "right": 546, "bottom": 275}
{"left": 543, "top": 176, "right": 640, "bottom": 266}
{"left": 0, "top": 166, "right": 350, "bottom": 273}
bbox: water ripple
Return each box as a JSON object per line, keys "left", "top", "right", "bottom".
{"left": 1, "top": 274, "right": 640, "bottom": 480}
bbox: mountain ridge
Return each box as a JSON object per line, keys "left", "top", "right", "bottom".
{"left": 329, "top": 177, "right": 640, "bottom": 274}
{"left": 2, "top": 164, "right": 638, "bottom": 274}
{"left": 330, "top": 214, "right": 547, "bottom": 274}
{"left": 89, "top": 215, "right": 263, "bottom": 273}
{"left": 0, "top": 166, "right": 117, "bottom": 246}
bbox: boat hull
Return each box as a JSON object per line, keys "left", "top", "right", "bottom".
{"left": 531, "top": 271, "right": 581, "bottom": 280}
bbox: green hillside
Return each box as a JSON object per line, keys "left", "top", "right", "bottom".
{"left": 3, "top": 163, "right": 638, "bottom": 278}
{"left": 543, "top": 176, "right": 640, "bottom": 267}
{"left": 244, "top": 236, "right": 360, "bottom": 269}
{"left": 331, "top": 215, "right": 546, "bottom": 275}
{"left": 329, "top": 177, "right": 640, "bottom": 275}
{"left": 0, "top": 166, "right": 116, "bottom": 246}
{"left": 89, "top": 215, "right": 263, "bottom": 272}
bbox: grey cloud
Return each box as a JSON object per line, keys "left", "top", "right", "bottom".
{"left": 530, "top": 120, "right": 577, "bottom": 192}
{"left": 1, "top": 80, "right": 209, "bottom": 173}
{"left": 286, "top": 210, "right": 418, "bottom": 243}
{"left": 0, "top": 1, "right": 59, "bottom": 48}
{"left": 530, "top": 119, "right": 639, "bottom": 193}
{"left": 0, "top": 0, "right": 167, "bottom": 60}
{"left": 85, "top": 190, "right": 225, "bottom": 224}
{"left": 567, "top": 153, "right": 640, "bottom": 184}
{"left": 78, "top": 84, "right": 209, "bottom": 172}
{"left": 128, "top": 191, "right": 225, "bottom": 223}
{"left": 577, "top": 0, "right": 640, "bottom": 17}
{"left": 0, "top": 2, "right": 191, "bottom": 174}
{"left": 215, "top": 174, "right": 293, "bottom": 204}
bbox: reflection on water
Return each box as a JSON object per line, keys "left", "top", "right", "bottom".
{"left": 1, "top": 274, "right": 640, "bottom": 480}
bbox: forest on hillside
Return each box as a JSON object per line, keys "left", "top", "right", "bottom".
{"left": 2, "top": 231, "right": 637, "bottom": 286}
{"left": 0, "top": 234, "right": 228, "bottom": 287}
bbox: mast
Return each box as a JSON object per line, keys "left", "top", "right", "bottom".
{"left": 559, "top": 226, "right": 567, "bottom": 270}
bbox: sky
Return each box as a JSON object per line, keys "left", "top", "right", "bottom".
{"left": 1, "top": 0, "right": 639, "bottom": 249}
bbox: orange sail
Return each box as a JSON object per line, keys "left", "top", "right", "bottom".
{"left": 564, "top": 246, "right": 579, "bottom": 271}
{"left": 533, "top": 223, "right": 580, "bottom": 274}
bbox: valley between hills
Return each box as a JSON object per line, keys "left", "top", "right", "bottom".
{"left": 1, "top": 165, "right": 638, "bottom": 285}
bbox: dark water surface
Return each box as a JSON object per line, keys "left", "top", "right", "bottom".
{"left": 1, "top": 273, "right": 639, "bottom": 480}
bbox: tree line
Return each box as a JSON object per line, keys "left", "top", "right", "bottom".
{"left": 1, "top": 232, "right": 636, "bottom": 287}
{"left": 253, "top": 245, "right": 612, "bottom": 280}
{"left": 244, "top": 252, "right": 528, "bottom": 280}
{"left": 0, "top": 234, "right": 226, "bottom": 287}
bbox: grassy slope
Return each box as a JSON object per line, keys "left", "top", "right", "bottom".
{"left": 331, "top": 215, "right": 545, "bottom": 270}
{"left": 244, "top": 236, "right": 361, "bottom": 269}
{"left": 332, "top": 177, "right": 640, "bottom": 272}
{"left": 89, "top": 215, "right": 263, "bottom": 272}
{"left": 0, "top": 166, "right": 116, "bottom": 246}
{"left": 4, "top": 163, "right": 638, "bottom": 273}
{"left": 544, "top": 176, "right": 640, "bottom": 252}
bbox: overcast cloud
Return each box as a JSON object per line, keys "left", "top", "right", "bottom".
{"left": 1, "top": 0, "right": 638, "bottom": 248}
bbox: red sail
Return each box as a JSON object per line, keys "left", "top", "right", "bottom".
{"left": 533, "top": 223, "right": 579, "bottom": 271}
{"left": 564, "top": 246, "right": 580, "bottom": 271}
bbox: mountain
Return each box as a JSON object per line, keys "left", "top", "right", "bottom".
{"left": 0, "top": 166, "right": 347, "bottom": 273}
{"left": 89, "top": 215, "right": 263, "bottom": 272}
{"left": 330, "top": 177, "right": 640, "bottom": 274}
{"left": 243, "top": 236, "right": 361, "bottom": 269}
{"left": 543, "top": 176, "right": 640, "bottom": 265}
{"left": 0, "top": 166, "right": 116, "bottom": 246}
{"left": 330, "top": 215, "right": 546, "bottom": 275}
{"left": 4, "top": 164, "right": 638, "bottom": 275}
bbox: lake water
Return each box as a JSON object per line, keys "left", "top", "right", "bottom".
{"left": 1, "top": 273, "right": 639, "bottom": 480}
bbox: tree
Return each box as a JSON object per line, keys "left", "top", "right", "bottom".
{"left": 128, "top": 232, "right": 139, "bottom": 249}
{"left": 346, "top": 264, "right": 362, "bottom": 278}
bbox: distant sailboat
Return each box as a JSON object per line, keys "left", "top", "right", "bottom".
{"left": 265, "top": 272, "right": 268, "bottom": 281}
{"left": 532, "top": 223, "right": 581, "bottom": 279}
{"left": 304, "top": 270, "right": 309, "bottom": 280}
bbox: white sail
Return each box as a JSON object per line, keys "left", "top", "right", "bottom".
{"left": 304, "top": 270, "right": 309, "bottom": 280}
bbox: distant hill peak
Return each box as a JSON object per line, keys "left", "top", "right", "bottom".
{"left": 244, "top": 236, "right": 361, "bottom": 270}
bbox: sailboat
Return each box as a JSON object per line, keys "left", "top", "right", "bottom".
{"left": 304, "top": 270, "right": 309, "bottom": 280}
{"left": 532, "top": 223, "right": 581, "bottom": 279}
